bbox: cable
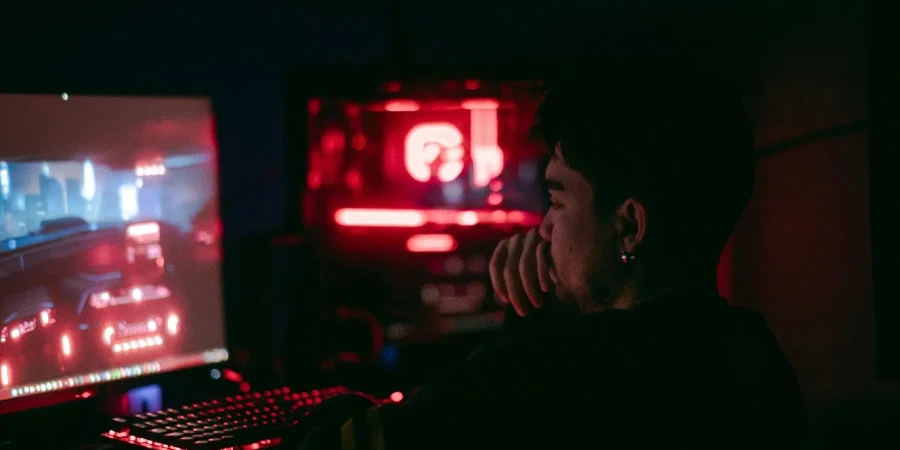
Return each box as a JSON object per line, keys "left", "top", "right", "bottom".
{"left": 336, "top": 307, "right": 385, "bottom": 362}
{"left": 317, "top": 307, "right": 385, "bottom": 371}
{"left": 756, "top": 119, "right": 868, "bottom": 159}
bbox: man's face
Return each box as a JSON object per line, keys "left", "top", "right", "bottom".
{"left": 538, "top": 149, "right": 621, "bottom": 311}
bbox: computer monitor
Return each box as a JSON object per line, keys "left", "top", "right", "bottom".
{"left": 303, "top": 79, "right": 546, "bottom": 221}
{"left": 299, "top": 74, "right": 546, "bottom": 380}
{"left": 0, "top": 93, "right": 228, "bottom": 412}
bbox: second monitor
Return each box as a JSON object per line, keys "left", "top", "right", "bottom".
{"left": 302, "top": 77, "right": 546, "bottom": 380}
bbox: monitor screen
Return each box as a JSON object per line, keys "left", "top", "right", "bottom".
{"left": 305, "top": 80, "right": 545, "bottom": 227}
{"left": 0, "top": 94, "right": 227, "bottom": 406}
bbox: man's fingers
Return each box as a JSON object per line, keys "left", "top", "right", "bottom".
{"left": 489, "top": 239, "right": 510, "bottom": 304}
{"left": 519, "top": 229, "right": 544, "bottom": 309}
{"left": 536, "top": 239, "right": 553, "bottom": 294}
{"left": 503, "top": 234, "right": 532, "bottom": 316}
{"left": 489, "top": 229, "right": 549, "bottom": 317}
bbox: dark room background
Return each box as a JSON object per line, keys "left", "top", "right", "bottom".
{"left": 0, "top": 0, "right": 874, "bottom": 404}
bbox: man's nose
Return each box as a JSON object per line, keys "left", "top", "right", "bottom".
{"left": 538, "top": 216, "right": 552, "bottom": 241}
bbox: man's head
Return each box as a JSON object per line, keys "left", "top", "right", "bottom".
{"left": 534, "top": 61, "right": 756, "bottom": 310}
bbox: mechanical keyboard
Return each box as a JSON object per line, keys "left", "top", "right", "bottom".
{"left": 104, "top": 386, "right": 377, "bottom": 449}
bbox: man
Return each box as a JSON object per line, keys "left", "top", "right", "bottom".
{"left": 297, "top": 52, "right": 804, "bottom": 450}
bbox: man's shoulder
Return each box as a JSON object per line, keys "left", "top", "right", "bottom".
{"left": 299, "top": 302, "right": 804, "bottom": 449}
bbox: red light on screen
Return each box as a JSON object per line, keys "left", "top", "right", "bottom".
{"left": 406, "top": 234, "right": 458, "bottom": 253}
{"left": 321, "top": 129, "right": 346, "bottom": 153}
{"left": 468, "top": 102, "right": 503, "bottom": 187}
{"left": 126, "top": 222, "right": 160, "bottom": 239}
{"left": 135, "top": 164, "right": 166, "bottom": 177}
{"left": 457, "top": 211, "right": 479, "bottom": 226}
{"left": 334, "top": 208, "right": 541, "bottom": 228}
{"left": 385, "top": 100, "right": 420, "bottom": 112}
{"left": 166, "top": 314, "right": 180, "bottom": 335}
{"left": 399, "top": 99, "right": 504, "bottom": 187}
{"left": 308, "top": 99, "right": 321, "bottom": 115}
{"left": 307, "top": 172, "right": 322, "bottom": 189}
{"left": 335, "top": 209, "right": 427, "bottom": 227}
{"left": 1, "top": 364, "right": 10, "bottom": 387}
{"left": 404, "top": 123, "right": 465, "bottom": 183}
{"left": 461, "top": 99, "right": 499, "bottom": 109}
{"left": 61, "top": 335, "right": 72, "bottom": 356}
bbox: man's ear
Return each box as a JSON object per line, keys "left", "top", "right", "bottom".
{"left": 617, "top": 198, "right": 647, "bottom": 253}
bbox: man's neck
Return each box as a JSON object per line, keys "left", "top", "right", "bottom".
{"left": 587, "top": 270, "right": 719, "bottom": 313}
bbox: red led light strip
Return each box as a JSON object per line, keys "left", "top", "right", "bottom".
{"left": 333, "top": 208, "right": 541, "bottom": 228}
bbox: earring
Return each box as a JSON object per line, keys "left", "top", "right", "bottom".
{"left": 620, "top": 252, "right": 635, "bottom": 263}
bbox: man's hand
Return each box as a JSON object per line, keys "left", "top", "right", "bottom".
{"left": 489, "top": 228, "right": 554, "bottom": 317}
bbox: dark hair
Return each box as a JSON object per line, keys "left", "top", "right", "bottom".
{"left": 532, "top": 57, "right": 756, "bottom": 271}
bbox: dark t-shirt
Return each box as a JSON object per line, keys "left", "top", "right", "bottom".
{"left": 299, "top": 295, "right": 805, "bottom": 449}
